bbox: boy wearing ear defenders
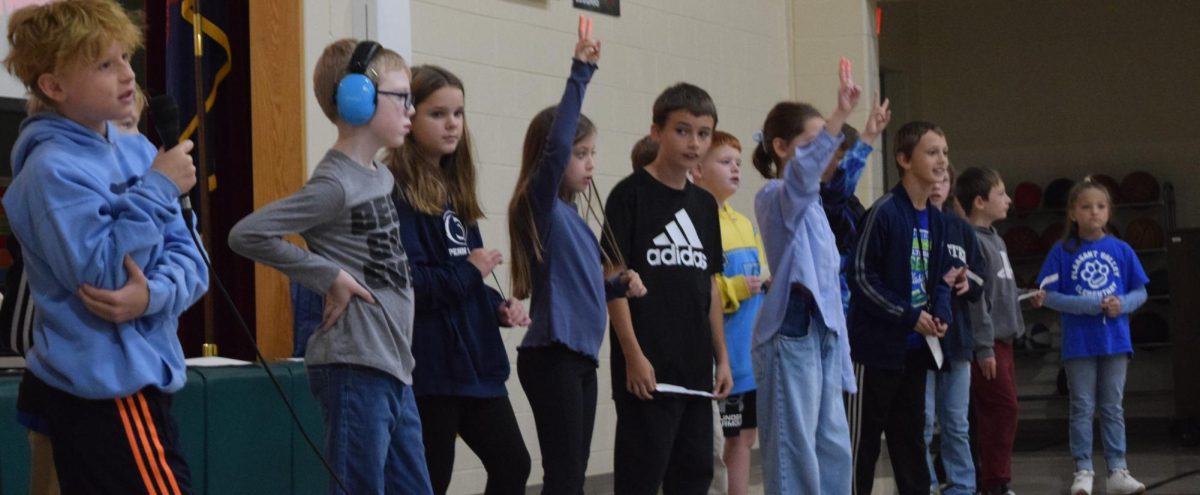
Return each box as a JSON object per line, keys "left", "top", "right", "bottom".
{"left": 229, "top": 39, "right": 431, "bottom": 494}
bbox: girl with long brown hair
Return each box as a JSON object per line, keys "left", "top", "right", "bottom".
{"left": 507, "top": 19, "right": 644, "bottom": 494}
{"left": 383, "top": 63, "right": 531, "bottom": 494}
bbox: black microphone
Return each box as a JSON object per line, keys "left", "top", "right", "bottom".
{"left": 148, "top": 95, "right": 193, "bottom": 222}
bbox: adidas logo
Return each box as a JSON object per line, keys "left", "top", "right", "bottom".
{"left": 646, "top": 209, "right": 708, "bottom": 269}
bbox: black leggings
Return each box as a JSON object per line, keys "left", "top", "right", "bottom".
{"left": 416, "top": 394, "right": 531, "bottom": 495}
{"left": 518, "top": 345, "right": 599, "bottom": 494}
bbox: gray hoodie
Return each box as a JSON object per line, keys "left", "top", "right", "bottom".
{"left": 970, "top": 225, "right": 1026, "bottom": 360}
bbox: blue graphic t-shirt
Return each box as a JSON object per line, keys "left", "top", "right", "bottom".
{"left": 907, "top": 208, "right": 931, "bottom": 349}
{"left": 1037, "top": 235, "right": 1149, "bottom": 360}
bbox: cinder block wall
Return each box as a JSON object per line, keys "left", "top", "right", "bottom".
{"left": 301, "top": 1, "right": 880, "bottom": 492}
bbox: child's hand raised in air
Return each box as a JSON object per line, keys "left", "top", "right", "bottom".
{"left": 835, "top": 57, "right": 863, "bottom": 116}
{"left": 574, "top": 15, "right": 600, "bottom": 64}
{"left": 321, "top": 270, "right": 376, "bottom": 331}
{"left": 826, "top": 57, "right": 863, "bottom": 137}
{"left": 860, "top": 93, "right": 891, "bottom": 145}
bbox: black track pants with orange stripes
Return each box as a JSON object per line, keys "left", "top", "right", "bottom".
{"left": 25, "top": 373, "right": 192, "bottom": 495}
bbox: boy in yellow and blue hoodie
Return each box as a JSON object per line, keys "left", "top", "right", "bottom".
{"left": 693, "top": 130, "right": 767, "bottom": 495}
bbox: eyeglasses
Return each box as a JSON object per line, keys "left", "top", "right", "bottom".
{"left": 377, "top": 90, "right": 414, "bottom": 112}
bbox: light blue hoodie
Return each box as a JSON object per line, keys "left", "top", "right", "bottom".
{"left": 3, "top": 113, "right": 208, "bottom": 399}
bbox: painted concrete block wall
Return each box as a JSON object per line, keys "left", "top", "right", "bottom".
{"left": 300, "top": 1, "right": 879, "bottom": 493}
{"left": 879, "top": 0, "right": 1200, "bottom": 228}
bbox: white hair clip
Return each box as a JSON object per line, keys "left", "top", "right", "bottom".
{"left": 752, "top": 130, "right": 769, "bottom": 154}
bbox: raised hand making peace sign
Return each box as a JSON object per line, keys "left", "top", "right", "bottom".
{"left": 575, "top": 15, "right": 601, "bottom": 64}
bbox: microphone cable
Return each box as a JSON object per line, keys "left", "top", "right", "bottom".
{"left": 183, "top": 222, "right": 351, "bottom": 495}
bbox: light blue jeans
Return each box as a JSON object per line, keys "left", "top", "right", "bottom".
{"left": 924, "top": 360, "right": 975, "bottom": 495}
{"left": 753, "top": 292, "right": 852, "bottom": 494}
{"left": 308, "top": 364, "right": 433, "bottom": 495}
{"left": 1064, "top": 354, "right": 1130, "bottom": 472}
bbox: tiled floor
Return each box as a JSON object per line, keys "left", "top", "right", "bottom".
{"left": 554, "top": 420, "right": 1200, "bottom": 494}
{"left": 769, "top": 421, "right": 1200, "bottom": 495}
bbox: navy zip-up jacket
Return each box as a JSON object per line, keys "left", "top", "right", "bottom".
{"left": 941, "top": 213, "right": 986, "bottom": 364}
{"left": 848, "top": 183, "right": 954, "bottom": 370}
{"left": 395, "top": 196, "right": 509, "bottom": 397}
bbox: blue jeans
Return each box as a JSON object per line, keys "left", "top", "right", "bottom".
{"left": 308, "top": 364, "right": 433, "bottom": 495}
{"left": 1064, "top": 354, "right": 1130, "bottom": 472}
{"left": 753, "top": 291, "right": 852, "bottom": 494}
{"left": 924, "top": 361, "right": 975, "bottom": 495}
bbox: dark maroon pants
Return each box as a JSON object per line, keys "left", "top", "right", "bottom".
{"left": 971, "top": 340, "right": 1019, "bottom": 490}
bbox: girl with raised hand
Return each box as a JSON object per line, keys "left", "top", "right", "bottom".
{"left": 751, "top": 58, "right": 861, "bottom": 494}
{"left": 509, "top": 18, "right": 646, "bottom": 494}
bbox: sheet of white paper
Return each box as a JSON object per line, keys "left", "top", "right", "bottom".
{"left": 1018, "top": 291, "right": 1038, "bottom": 302}
{"left": 926, "top": 335, "right": 944, "bottom": 369}
{"left": 185, "top": 356, "right": 254, "bottom": 367}
{"left": 655, "top": 383, "right": 714, "bottom": 399}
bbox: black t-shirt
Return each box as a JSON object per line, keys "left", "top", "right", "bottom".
{"left": 601, "top": 168, "right": 723, "bottom": 400}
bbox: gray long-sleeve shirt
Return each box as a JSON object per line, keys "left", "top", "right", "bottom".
{"left": 229, "top": 150, "right": 415, "bottom": 383}
{"left": 970, "top": 225, "right": 1026, "bottom": 360}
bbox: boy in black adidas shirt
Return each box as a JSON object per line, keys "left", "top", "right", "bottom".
{"left": 602, "top": 83, "right": 732, "bottom": 494}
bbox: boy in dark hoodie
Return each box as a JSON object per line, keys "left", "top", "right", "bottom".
{"left": 846, "top": 121, "right": 957, "bottom": 495}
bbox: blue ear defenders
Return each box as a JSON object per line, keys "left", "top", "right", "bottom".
{"left": 335, "top": 40, "right": 382, "bottom": 125}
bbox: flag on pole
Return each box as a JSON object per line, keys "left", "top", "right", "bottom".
{"left": 165, "top": 0, "right": 231, "bottom": 191}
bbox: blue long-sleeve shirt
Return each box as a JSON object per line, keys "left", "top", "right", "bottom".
{"left": 822, "top": 139, "right": 871, "bottom": 256}
{"left": 3, "top": 113, "right": 208, "bottom": 399}
{"left": 1038, "top": 235, "right": 1149, "bottom": 360}
{"left": 518, "top": 59, "right": 624, "bottom": 363}
{"left": 821, "top": 140, "right": 871, "bottom": 315}
{"left": 754, "top": 130, "right": 856, "bottom": 393}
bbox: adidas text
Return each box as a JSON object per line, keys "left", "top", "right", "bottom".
{"left": 646, "top": 245, "right": 708, "bottom": 269}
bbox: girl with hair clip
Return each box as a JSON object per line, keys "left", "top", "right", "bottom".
{"left": 1034, "top": 178, "right": 1149, "bottom": 495}
{"left": 749, "top": 58, "right": 864, "bottom": 494}
{"left": 508, "top": 18, "right": 646, "bottom": 494}
{"left": 383, "top": 64, "right": 531, "bottom": 495}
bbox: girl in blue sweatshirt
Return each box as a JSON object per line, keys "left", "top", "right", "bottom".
{"left": 507, "top": 21, "right": 645, "bottom": 493}
{"left": 384, "top": 65, "right": 531, "bottom": 494}
{"left": 1036, "top": 178, "right": 1148, "bottom": 495}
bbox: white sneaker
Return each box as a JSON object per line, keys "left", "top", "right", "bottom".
{"left": 1106, "top": 468, "right": 1146, "bottom": 494}
{"left": 1071, "top": 470, "right": 1094, "bottom": 495}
